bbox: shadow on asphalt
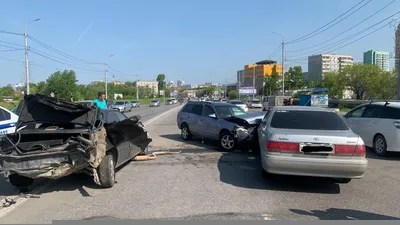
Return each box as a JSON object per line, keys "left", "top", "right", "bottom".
{"left": 290, "top": 208, "right": 400, "bottom": 220}
{"left": 366, "top": 147, "right": 400, "bottom": 161}
{"left": 218, "top": 152, "right": 342, "bottom": 194}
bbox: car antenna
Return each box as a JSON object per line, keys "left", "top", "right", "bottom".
{"left": 384, "top": 100, "right": 390, "bottom": 106}
{"left": 369, "top": 98, "right": 374, "bottom": 105}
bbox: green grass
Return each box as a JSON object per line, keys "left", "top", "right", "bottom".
{"left": 339, "top": 107, "right": 351, "bottom": 113}
{"left": 139, "top": 98, "right": 168, "bottom": 105}
{"left": 0, "top": 101, "right": 18, "bottom": 110}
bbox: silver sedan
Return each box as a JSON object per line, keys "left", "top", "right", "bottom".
{"left": 257, "top": 106, "right": 368, "bottom": 184}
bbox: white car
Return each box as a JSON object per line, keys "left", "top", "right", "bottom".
{"left": 227, "top": 100, "right": 249, "bottom": 112}
{"left": 0, "top": 106, "right": 18, "bottom": 136}
{"left": 171, "top": 98, "right": 178, "bottom": 104}
{"left": 247, "top": 99, "right": 263, "bottom": 108}
{"left": 343, "top": 101, "right": 400, "bottom": 156}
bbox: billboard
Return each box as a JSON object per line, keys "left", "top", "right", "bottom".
{"left": 238, "top": 87, "right": 257, "bottom": 96}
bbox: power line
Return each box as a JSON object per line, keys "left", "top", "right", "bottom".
{"left": 286, "top": 0, "right": 370, "bottom": 45}
{"left": 0, "top": 44, "right": 24, "bottom": 51}
{"left": 286, "top": 0, "right": 396, "bottom": 53}
{"left": 0, "top": 40, "right": 24, "bottom": 47}
{"left": 29, "top": 50, "right": 105, "bottom": 72}
{"left": 266, "top": 45, "right": 282, "bottom": 60}
{"left": 286, "top": 10, "right": 400, "bottom": 59}
{"left": 28, "top": 35, "right": 103, "bottom": 65}
{"left": 30, "top": 63, "right": 103, "bottom": 75}
{"left": 0, "top": 57, "right": 22, "bottom": 63}
{"left": 0, "top": 49, "right": 23, "bottom": 52}
{"left": 0, "top": 29, "right": 23, "bottom": 36}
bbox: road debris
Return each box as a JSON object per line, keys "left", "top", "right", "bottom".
{"left": 132, "top": 150, "right": 181, "bottom": 161}
{"left": 2, "top": 197, "right": 16, "bottom": 208}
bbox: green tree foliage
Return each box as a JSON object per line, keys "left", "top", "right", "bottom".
{"left": 44, "top": 70, "right": 78, "bottom": 100}
{"left": 156, "top": 74, "right": 166, "bottom": 93}
{"left": 263, "top": 72, "right": 280, "bottom": 95}
{"left": 284, "top": 66, "right": 306, "bottom": 91}
{"left": 0, "top": 85, "right": 14, "bottom": 96}
{"left": 228, "top": 90, "right": 239, "bottom": 99}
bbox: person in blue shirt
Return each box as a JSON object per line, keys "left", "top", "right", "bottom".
{"left": 92, "top": 92, "right": 107, "bottom": 109}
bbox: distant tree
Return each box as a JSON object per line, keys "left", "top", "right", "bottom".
{"left": 263, "top": 72, "right": 280, "bottom": 95}
{"left": 321, "top": 72, "right": 346, "bottom": 99}
{"left": 156, "top": 74, "right": 166, "bottom": 93}
{"left": 228, "top": 90, "right": 239, "bottom": 99}
{"left": 44, "top": 70, "right": 78, "bottom": 100}
{"left": 0, "top": 85, "right": 14, "bottom": 96}
{"left": 285, "top": 66, "right": 306, "bottom": 91}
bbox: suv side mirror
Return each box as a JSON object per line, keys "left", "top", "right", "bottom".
{"left": 209, "top": 113, "right": 217, "bottom": 118}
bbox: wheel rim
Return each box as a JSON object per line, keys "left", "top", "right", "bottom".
{"left": 221, "top": 134, "right": 234, "bottom": 149}
{"left": 182, "top": 127, "right": 189, "bottom": 139}
{"left": 375, "top": 138, "right": 385, "bottom": 153}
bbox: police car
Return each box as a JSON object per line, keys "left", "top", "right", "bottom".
{"left": 0, "top": 106, "right": 18, "bottom": 136}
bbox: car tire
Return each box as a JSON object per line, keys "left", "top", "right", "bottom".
{"left": 8, "top": 174, "right": 34, "bottom": 187}
{"left": 219, "top": 132, "right": 235, "bottom": 152}
{"left": 335, "top": 178, "right": 352, "bottom": 184}
{"left": 97, "top": 154, "right": 116, "bottom": 188}
{"left": 181, "top": 124, "right": 192, "bottom": 140}
{"left": 373, "top": 134, "right": 388, "bottom": 157}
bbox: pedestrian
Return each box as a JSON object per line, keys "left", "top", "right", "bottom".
{"left": 92, "top": 92, "right": 107, "bottom": 109}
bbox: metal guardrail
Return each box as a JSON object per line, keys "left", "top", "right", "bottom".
{"left": 291, "top": 98, "right": 400, "bottom": 108}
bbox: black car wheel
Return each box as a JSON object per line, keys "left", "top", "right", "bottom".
{"left": 181, "top": 123, "right": 192, "bottom": 140}
{"left": 373, "top": 134, "right": 388, "bottom": 157}
{"left": 8, "top": 174, "right": 34, "bottom": 187}
{"left": 97, "top": 154, "right": 116, "bottom": 188}
{"left": 219, "top": 132, "right": 235, "bottom": 152}
{"left": 335, "top": 178, "right": 352, "bottom": 184}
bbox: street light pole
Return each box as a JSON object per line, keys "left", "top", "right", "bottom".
{"left": 252, "top": 65, "right": 256, "bottom": 99}
{"left": 273, "top": 32, "right": 285, "bottom": 95}
{"left": 136, "top": 74, "right": 139, "bottom": 101}
{"left": 24, "top": 18, "right": 40, "bottom": 95}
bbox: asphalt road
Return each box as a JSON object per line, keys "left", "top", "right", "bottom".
{"left": 1, "top": 106, "right": 400, "bottom": 222}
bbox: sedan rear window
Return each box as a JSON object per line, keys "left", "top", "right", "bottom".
{"left": 230, "top": 101, "right": 244, "bottom": 104}
{"left": 270, "top": 110, "right": 349, "bottom": 130}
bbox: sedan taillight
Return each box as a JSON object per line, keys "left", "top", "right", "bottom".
{"left": 266, "top": 141, "right": 300, "bottom": 153}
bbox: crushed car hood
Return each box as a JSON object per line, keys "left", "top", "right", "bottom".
{"left": 224, "top": 112, "right": 266, "bottom": 126}
{"left": 16, "top": 94, "right": 99, "bottom": 128}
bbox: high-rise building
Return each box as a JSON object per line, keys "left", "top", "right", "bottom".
{"left": 242, "top": 60, "right": 283, "bottom": 93}
{"left": 237, "top": 70, "right": 244, "bottom": 88}
{"left": 307, "top": 54, "right": 353, "bottom": 81}
{"left": 396, "top": 24, "right": 400, "bottom": 70}
{"left": 363, "top": 50, "right": 390, "bottom": 72}
{"left": 177, "top": 79, "right": 184, "bottom": 87}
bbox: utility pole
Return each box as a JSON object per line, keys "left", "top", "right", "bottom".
{"left": 252, "top": 65, "right": 256, "bottom": 99}
{"left": 282, "top": 42, "right": 285, "bottom": 95}
{"left": 136, "top": 74, "right": 139, "bottom": 101}
{"left": 104, "top": 62, "right": 108, "bottom": 99}
{"left": 24, "top": 18, "right": 41, "bottom": 95}
{"left": 225, "top": 77, "right": 227, "bottom": 98}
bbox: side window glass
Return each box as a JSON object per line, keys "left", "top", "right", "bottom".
{"left": 202, "top": 106, "right": 215, "bottom": 116}
{"left": 348, "top": 106, "right": 366, "bottom": 118}
{"left": 192, "top": 105, "right": 203, "bottom": 115}
{"left": 182, "top": 104, "right": 193, "bottom": 113}
{"left": 381, "top": 107, "right": 400, "bottom": 119}
{"left": 0, "top": 109, "right": 7, "bottom": 121}
{"left": 116, "top": 112, "right": 127, "bottom": 121}
{"left": 362, "top": 106, "right": 382, "bottom": 118}
{"left": 262, "top": 110, "right": 271, "bottom": 127}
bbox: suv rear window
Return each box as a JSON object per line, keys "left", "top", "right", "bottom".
{"left": 270, "top": 110, "right": 349, "bottom": 130}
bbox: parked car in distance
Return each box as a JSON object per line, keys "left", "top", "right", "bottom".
{"left": 0, "top": 106, "right": 18, "bottom": 136}
{"left": 227, "top": 100, "right": 248, "bottom": 112}
{"left": 171, "top": 98, "right": 178, "bottom": 104}
{"left": 166, "top": 99, "right": 174, "bottom": 105}
{"left": 247, "top": 99, "right": 263, "bottom": 109}
{"left": 111, "top": 101, "right": 131, "bottom": 113}
{"left": 149, "top": 100, "right": 161, "bottom": 107}
{"left": 343, "top": 101, "right": 400, "bottom": 156}
{"left": 130, "top": 100, "right": 140, "bottom": 108}
{"left": 177, "top": 101, "right": 265, "bottom": 151}
{"left": 258, "top": 106, "right": 367, "bottom": 184}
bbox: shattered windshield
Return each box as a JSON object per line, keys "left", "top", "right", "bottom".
{"left": 215, "top": 105, "right": 246, "bottom": 119}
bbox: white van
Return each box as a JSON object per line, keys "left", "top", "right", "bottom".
{"left": 0, "top": 106, "right": 18, "bottom": 136}
{"left": 262, "top": 96, "right": 291, "bottom": 111}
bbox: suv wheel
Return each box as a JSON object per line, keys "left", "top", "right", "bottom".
{"left": 97, "top": 154, "right": 116, "bottom": 188}
{"left": 373, "top": 134, "right": 388, "bottom": 157}
{"left": 181, "top": 124, "right": 192, "bottom": 140}
{"left": 220, "top": 132, "right": 235, "bottom": 152}
{"left": 8, "top": 174, "right": 34, "bottom": 187}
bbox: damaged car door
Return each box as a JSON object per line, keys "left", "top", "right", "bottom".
{"left": 199, "top": 105, "right": 219, "bottom": 139}
{"left": 105, "top": 111, "right": 132, "bottom": 165}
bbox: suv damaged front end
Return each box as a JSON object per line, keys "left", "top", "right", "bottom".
{"left": 0, "top": 94, "right": 151, "bottom": 187}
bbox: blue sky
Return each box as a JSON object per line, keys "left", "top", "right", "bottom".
{"left": 0, "top": 0, "right": 399, "bottom": 86}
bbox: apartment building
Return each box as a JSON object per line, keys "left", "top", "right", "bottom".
{"left": 236, "top": 70, "right": 245, "bottom": 88}
{"left": 133, "top": 80, "right": 158, "bottom": 95}
{"left": 363, "top": 50, "right": 390, "bottom": 72}
{"left": 308, "top": 54, "right": 353, "bottom": 81}
{"left": 242, "top": 60, "right": 283, "bottom": 93}
{"left": 181, "top": 84, "right": 198, "bottom": 89}
{"left": 396, "top": 24, "right": 400, "bottom": 70}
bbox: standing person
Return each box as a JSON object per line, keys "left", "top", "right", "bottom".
{"left": 92, "top": 92, "right": 107, "bottom": 109}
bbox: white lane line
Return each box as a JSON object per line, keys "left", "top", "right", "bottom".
{"left": 0, "top": 105, "right": 183, "bottom": 218}
{"left": 262, "top": 214, "right": 273, "bottom": 220}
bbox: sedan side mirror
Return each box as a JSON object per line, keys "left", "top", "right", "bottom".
{"left": 209, "top": 113, "right": 217, "bottom": 118}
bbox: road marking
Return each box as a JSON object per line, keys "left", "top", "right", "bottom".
{"left": 262, "top": 213, "right": 273, "bottom": 220}
{"left": 0, "top": 105, "right": 183, "bottom": 218}
{"left": 143, "top": 105, "right": 183, "bottom": 126}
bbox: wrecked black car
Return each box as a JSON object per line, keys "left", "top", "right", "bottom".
{"left": 176, "top": 101, "right": 265, "bottom": 151}
{"left": 0, "top": 94, "right": 152, "bottom": 188}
